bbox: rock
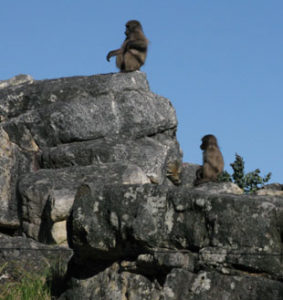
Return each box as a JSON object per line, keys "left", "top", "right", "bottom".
{"left": 1, "top": 72, "right": 177, "bottom": 148}
{"left": 60, "top": 261, "right": 283, "bottom": 300}
{"left": 122, "top": 164, "right": 150, "bottom": 185}
{"left": 162, "top": 269, "right": 283, "bottom": 300}
{"left": 118, "top": 250, "right": 196, "bottom": 279}
{"left": 59, "top": 262, "right": 161, "bottom": 300}
{"left": 179, "top": 162, "right": 200, "bottom": 187}
{"left": 60, "top": 183, "right": 283, "bottom": 298}
{"left": 70, "top": 184, "right": 175, "bottom": 261}
{"left": 256, "top": 183, "right": 283, "bottom": 196}
{"left": 194, "top": 182, "right": 244, "bottom": 194}
{"left": 0, "top": 74, "right": 34, "bottom": 90}
{"left": 51, "top": 221, "right": 68, "bottom": 246}
{"left": 0, "top": 128, "right": 19, "bottom": 228}
{"left": 18, "top": 162, "right": 150, "bottom": 242}
{"left": 138, "top": 251, "right": 196, "bottom": 272}
{"left": 69, "top": 184, "right": 283, "bottom": 280}
{"left": 39, "top": 137, "right": 179, "bottom": 185}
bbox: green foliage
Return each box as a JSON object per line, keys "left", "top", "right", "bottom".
{"left": 218, "top": 153, "right": 272, "bottom": 194}
{"left": 244, "top": 169, "right": 272, "bottom": 194}
{"left": 0, "top": 258, "right": 67, "bottom": 300}
{"left": 0, "top": 271, "right": 51, "bottom": 300}
{"left": 230, "top": 154, "right": 245, "bottom": 189}
{"left": 217, "top": 170, "right": 232, "bottom": 183}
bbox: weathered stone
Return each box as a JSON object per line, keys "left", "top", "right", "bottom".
{"left": 60, "top": 263, "right": 283, "bottom": 300}
{"left": 2, "top": 73, "right": 177, "bottom": 149}
{"left": 135, "top": 250, "right": 196, "bottom": 273}
{"left": 70, "top": 184, "right": 283, "bottom": 281}
{"left": 179, "top": 162, "right": 200, "bottom": 187}
{"left": 18, "top": 162, "right": 151, "bottom": 242}
{"left": 0, "top": 72, "right": 148, "bottom": 120}
{"left": 162, "top": 269, "right": 283, "bottom": 300}
{"left": 0, "top": 128, "right": 20, "bottom": 228}
{"left": 70, "top": 184, "right": 175, "bottom": 261}
{"left": 59, "top": 263, "right": 161, "bottom": 300}
{"left": 0, "top": 74, "right": 34, "bottom": 90}
{"left": 118, "top": 250, "right": 196, "bottom": 279}
{"left": 256, "top": 183, "right": 283, "bottom": 196}
{"left": 51, "top": 221, "right": 68, "bottom": 246}
{"left": 193, "top": 182, "right": 244, "bottom": 194}
{"left": 39, "top": 137, "right": 179, "bottom": 185}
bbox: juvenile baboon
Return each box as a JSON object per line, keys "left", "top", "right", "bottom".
{"left": 106, "top": 20, "right": 148, "bottom": 72}
{"left": 167, "top": 160, "right": 182, "bottom": 185}
{"left": 194, "top": 134, "right": 224, "bottom": 186}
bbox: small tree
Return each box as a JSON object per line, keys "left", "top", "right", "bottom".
{"left": 230, "top": 154, "right": 245, "bottom": 189}
{"left": 218, "top": 153, "right": 271, "bottom": 194}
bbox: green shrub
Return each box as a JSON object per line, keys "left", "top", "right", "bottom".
{"left": 218, "top": 153, "right": 271, "bottom": 194}
{"left": 217, "top": 170, "right": 232, "bottom": 183}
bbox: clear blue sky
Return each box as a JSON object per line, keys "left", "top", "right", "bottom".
{"left": 1, "top": 1, "right": 282, "bottom": 183}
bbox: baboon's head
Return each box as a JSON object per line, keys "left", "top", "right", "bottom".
{"left": 125, "top": 20, "right": 142, "bottom": 37}
{"left": 200, "top": 134, "right": 218, "bottom": 150}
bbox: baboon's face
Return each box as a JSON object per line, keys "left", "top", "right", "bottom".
{"left": 200, "top": 137, "right": 208, "bottom": 150}
{"left": 200, "top": 135, "right": 217, "bottom": 150}
{"left": 125, "top": 20, "right": 141, "bottom": 37}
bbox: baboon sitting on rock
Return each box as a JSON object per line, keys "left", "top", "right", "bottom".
{"left": 194, "top": 134, "right": 224, "bottom": 186}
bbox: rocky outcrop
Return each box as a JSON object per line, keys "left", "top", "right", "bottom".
{"left": 0, "top": 72, "right": 181, "bottom": 240}
{"left": 0, "top": 72, "right": 283, "bottom": 299}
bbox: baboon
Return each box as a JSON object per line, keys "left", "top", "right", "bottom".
{"left": 167, "top": 160, "right": 182, "bottom": 185}
{"left": 106, "top": 20, "right": 148, "bottom": 72}
{"left": 194, "top": 134, "right": 224, "bottom": 186}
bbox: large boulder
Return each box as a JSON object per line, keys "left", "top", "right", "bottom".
{"left": 18, "top": 162, "right": 151, "bottom": 242}
{"left": 1, "top": 72, "right": 177, "bottom": 147}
